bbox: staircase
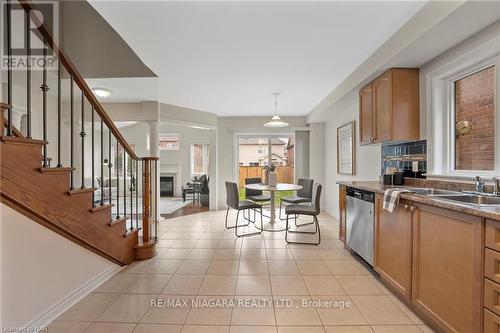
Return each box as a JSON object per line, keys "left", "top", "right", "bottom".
{"left": 0, "top": 1, "right": 158, "bottom": 265}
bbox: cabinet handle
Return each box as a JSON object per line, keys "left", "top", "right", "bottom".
{"left": 404, "top": 204, "right": 409, "bottom": 209}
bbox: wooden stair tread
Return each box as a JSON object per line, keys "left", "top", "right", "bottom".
{"left": 40, "top": 167, "right": 75, "bottom": 174}
{"left": 2, "top": 136, "right": 47, "bottom": 146}
{"left": 109, "top": 216, "right": 128, "bottom": 226}
{"left": 125, "top": 228, "right": 140, "bottom": 238}
{"left": 91, "top": 203, "right": 113, "bottom": 213}
{"left": 68, "top": 188, "right": 96, "bottom": 196}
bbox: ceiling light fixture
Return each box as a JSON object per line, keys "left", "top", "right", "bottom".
{"left": 264, "top": 93, "right": 289, "bottom": 128}
{"left": 92, "top": 87, "right": 112, "bottom": 98}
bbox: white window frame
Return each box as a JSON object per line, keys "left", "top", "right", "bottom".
{"left": 159, "top": 133, "right": 180, "bottom": 151}
{"left": 426, "top": 38, "right": 500, "bottom": 181}
{"left": 190, "top": 141, "right": 210, "bottom": 177}
{"left": 448, "top": 63, "right": 496, "bottom": 174}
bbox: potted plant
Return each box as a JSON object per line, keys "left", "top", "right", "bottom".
{"left": 199, "top": 175, "right": 209, "bottom": 207}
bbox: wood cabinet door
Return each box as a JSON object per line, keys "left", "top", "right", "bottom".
{"left": 339, "top": 185, "right": 346, "bottom": 242}
{"left": 374, "top": 195, "right": 413, "bottom": 300}
{"left": 373, "top": 70, "right": 392, "bottom": 142}
{"left": 412, "top": 204, "right": 483, "bottom": 333}
{"left": 359, "top": 82, "right": 374, "bottom": 144}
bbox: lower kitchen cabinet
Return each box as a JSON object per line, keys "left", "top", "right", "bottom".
{"left": 411, "top": 203, "right": 483, "bottom": 333}
{"left": 484, "top": 308, "right": 500, "bottom": 333}
{"left": 374, "top": 195, "right": 413, "bottom": 300}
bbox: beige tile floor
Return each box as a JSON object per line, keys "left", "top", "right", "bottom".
{"left": 48, "top": 210, "right": 436, "bottom": 333}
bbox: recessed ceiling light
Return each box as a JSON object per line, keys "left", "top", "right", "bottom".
{"left": 92, "top": 87, "right": 112, "bottom": 98}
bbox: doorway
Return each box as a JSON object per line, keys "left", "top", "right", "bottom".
{"left": 236, "top": 134, "right": 295, "bottom": 204}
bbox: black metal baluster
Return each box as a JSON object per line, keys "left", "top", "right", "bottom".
{"left": 108, "top": 130, "right": 111, "bottom": 205}
{"left": 123, "top": 150, "right": 127, "bottom": 222}
{"left": 154, "top": 160, "right": 158, "bottom": 241}
{"left": 130, "top": 154, "right": 133, "bottom": 230}
{"left": 100, "top": 119, "right": 104, "bottom": 206}
{"left": 6, "top": 0, "right": 12, "bottom": 136}
{"left": 116, "top": 143, "right": 120, "bottom": 219}
{"left": 91, "top": 106, "right": 95, "bottom": 205}
{"left": 26, "top": 8, "right": 31, "bottom": 138}
{"left": 56, "top": 58, "right": 61, "bottom": 166}
{"left": 70, "top": 75, "right": 74, "bottom": 189}
{"left": 136, "top": 159, "right": 139, "bottom": 229}
{"left": 141, "top": 160, "right": 145, "bottom": 228}
{"left": 41, "top": 33, "right": 48, "bottom": 167}
{"left": 80, "top": 93, "right": 86, "bottom": 188}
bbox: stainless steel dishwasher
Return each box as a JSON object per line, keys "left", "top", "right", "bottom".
{"left": 345, "top": 187, "right": 375, "bottom": 266}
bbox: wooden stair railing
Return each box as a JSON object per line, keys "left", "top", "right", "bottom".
{"left": 0, "top": 1, "right": 159, "bottom": 264}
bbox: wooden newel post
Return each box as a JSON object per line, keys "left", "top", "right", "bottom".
{"left": 0, "top": 102, "right": 11, "bottom": 135}
{"left": 142, "top": 158, "right": 151, "bottom": 241}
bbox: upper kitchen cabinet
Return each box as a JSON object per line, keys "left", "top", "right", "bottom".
{"left": 359, "top": 68, "right": 420, "bottom": 145}
{"left": 359, "top": 82, "right": 374, "bottom": 144}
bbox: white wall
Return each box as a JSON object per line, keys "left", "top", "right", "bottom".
{"left": 323, "top": 91, "right": 381, "bottom": 218}
{"left": 0, "top": 204, "right": 118, "bottom": 329}
{"left": 309, "top": 122, "right": 325, "bottom": 201}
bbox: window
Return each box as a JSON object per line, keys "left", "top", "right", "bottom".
{"left": 454, "top": 66, "right": 495, "bottom": 171}
{"left": 191, "top": 143, "right": 209, "bottom": 176}
{"left": 159, "top": 134, "right": 180, "bottom": 151}
{"left": 426, "top": 37, "right": 500, "bottom": 178}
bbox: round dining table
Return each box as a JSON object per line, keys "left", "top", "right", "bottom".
{"left": 243, "top": 182, "right": 302, "bottom": 231}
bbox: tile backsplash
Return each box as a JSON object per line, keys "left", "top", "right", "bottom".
{"left": 381, "top": 139, "right": 427, "bottom": 178}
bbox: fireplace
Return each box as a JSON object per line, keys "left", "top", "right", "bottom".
{"left": 160, "top": 176, "right": 174, "bottom": 197}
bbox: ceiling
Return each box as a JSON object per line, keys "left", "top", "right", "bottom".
{"left": 89, "top": 1, "right": 426, "bottom": 116}
{"left": 59, "top": 1, "right": 156, "bottom": 78}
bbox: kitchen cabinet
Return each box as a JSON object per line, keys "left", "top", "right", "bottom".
{"left": 359, "top": 68, "right": 420, "bottom": 145}
{"left": 411, "top": 203, "right": 483, "bottom": 333}
{"left": 359, "top": 82, "right": 374, "bottom": 144}
{"left": 484, "top": 219, "right": 500, "bottom": 333}
{"left": 339, "top": 185, "right": 346, "bottom": 242}
{"left": 374, "top": 195, "right": 413, "bottom": 300}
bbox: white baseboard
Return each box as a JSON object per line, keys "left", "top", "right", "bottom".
{"left": 25, "top": 264, "right": 122, "bottom": 331}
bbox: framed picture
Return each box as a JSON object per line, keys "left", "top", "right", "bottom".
{"left": 337, "top": 121, "right": 355, "bottom": 175}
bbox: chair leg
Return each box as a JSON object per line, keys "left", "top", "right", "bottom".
{"left": 285, "top": 213, "right": 320, "bottom": 245}
{"left": 235, "top": 209, "right": 262, "bottom": 237}
{"left": 224, "top": 206, "right": 230, "bottom": 229}
{"left": 225, "top": 206, "right": 250, "bottom": 229}
{"left": 294, "top": 203, "right": 315, "bottom": 228}
{"left": 260, "top": 207, "right": 264, "bottom": 231}
{"left": 285, "top": 214, "right": 290, "bottom": 243}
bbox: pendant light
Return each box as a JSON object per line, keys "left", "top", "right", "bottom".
{"left": 264, "top": 93, "right": 289, "bottom": 128}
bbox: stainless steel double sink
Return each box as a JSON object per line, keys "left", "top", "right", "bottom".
{"left": 398, "top": 187, "right": 500, "bottom": 207}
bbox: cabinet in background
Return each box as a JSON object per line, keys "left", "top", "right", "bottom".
{"left": 411, "top": 203, "right": 483, "bottom": 333}
{"left": 359, "top": 68, "right": 420, "bottom": 145}
{"left": 374, "top": 195, "right": 413, "bottom": 300}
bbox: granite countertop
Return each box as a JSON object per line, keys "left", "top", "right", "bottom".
{"left": 337, "top": 181, "right": 500, "bottom": 221}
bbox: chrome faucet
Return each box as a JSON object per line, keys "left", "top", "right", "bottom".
{"left": 493, "top": 177, "right": 500, "bottom": 196}
{"left": 473, "top": 176, "right": 485, "bottom": 193}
